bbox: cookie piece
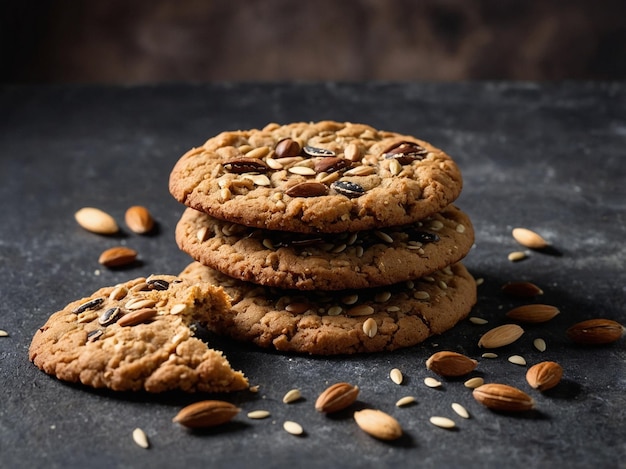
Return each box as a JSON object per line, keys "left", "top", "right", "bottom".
{"left": 179, "top": 262, "right": 477, "bottom": 355}
{"left": 176, "top": 204, "right": 474, "bottom": 291}
{"left": 169, "top": 121, "right": 463, "bottom": 233}
{"left": 29, "top": 275, "right": 248, "bottom": 393}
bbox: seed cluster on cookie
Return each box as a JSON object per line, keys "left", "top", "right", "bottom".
{"left": 170, "top": 121, "right": 477, "bottom": 354}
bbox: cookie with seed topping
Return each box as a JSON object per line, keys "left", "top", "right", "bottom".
{"left": 169, "top": 121, "right": 463, "bottom": 233}
{"left": 178, "top": 261, "right": 477, "bottom": 355}
{"left": 175, "top": 204, "right": 474, "bottom": 291}
{"left": 29, "top": 275, "right": 248, "bottom": 393}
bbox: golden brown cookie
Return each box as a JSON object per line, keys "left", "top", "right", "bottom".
{"left": 175, "top": 204, "right": 474, "bottom": 290}
{"left": 169, "top": 121, "right": 463, "bottom": 233}
{"left": 29, "top": 275, "right": 248, "bottom": 393}
{"left": 179, "top": 262, "right": 477, "bottom": 355}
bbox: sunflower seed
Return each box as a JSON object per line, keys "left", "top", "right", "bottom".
{"left": 132, "top": 428, "right": 150, "bottom": 449}
{"left": 147, "top": 278, "right": 170, "bottom": 291}
{"left": 98, "top": 307, "right": 122, "bottom": 326}
{"left": 331, "top": 180, "right": 365, "bottom": 198}
{"left": 223, "top": 157, "right": 269, "bottom": 174}
{"left": 304, "top": 145, "right": 335, "bottom": 157}
{"left": 86, "top": 329, "right": 104, "bottom": 342}
{"left": 72, "top": 297, "right": 105, "bottom": 314}
{"left": 382, "top": 141, "right": 428, "bottom": 164}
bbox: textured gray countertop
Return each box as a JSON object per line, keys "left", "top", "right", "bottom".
{"left": 1, "top": 82, "right": 625, "bottom": 469}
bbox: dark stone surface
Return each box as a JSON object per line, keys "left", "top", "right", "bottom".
{"left": 0, "top": 83, "right": 625, "bottom": 468}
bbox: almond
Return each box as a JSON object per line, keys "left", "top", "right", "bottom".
{"left": 526, "top": 361, "right": 563, "bottom": 391}
{"left": 505, "top": 304, "right": 560, "bottom": 323}
{"left": 472, "top": 383, "right": 535, "bottom": 412}
{"left": 75, "top": 207, "right": 119, "bottom": 235}
{"left": 98, "top": 246, "right": 137, "bottom": 267}
{"left": 285, "top": 181, "right": 329, "bottom": 198}
{"left": 426, "top": 351, "right": 478, "bottom": 377}
{"left": 353, "top": 409, "right": 402, "bottom": 441}
{"left": 566, "top": 319, "right": 625, "bottom": 345}
{"left": 173, "top": 400, "right": 240, "bottom": 428}
{"left": 125, "top": 205, "right": 154, "bottom": 234}
{"left": 315, "top": 382, "right": 359, "bottom": 413}
{"left": 478, "top": 324, "right": 524, "bottom": 348}
{"left": 512, "top": 227, "right": 549, "bottom": 249}
{"left": 117, "top": 307, "right": 157, "bottom": 327}
{"left": 501, "top": 281, "right": 544, "bottom": 297}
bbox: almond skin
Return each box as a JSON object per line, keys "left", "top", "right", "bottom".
{"left": 98, "top": 246, "right": 137, "bottom": 267}
{"left": 478, "top": 324, "right": 524, "bottom": 348}
{"left": 506, "top": 304, "right": 560, "bottom": 323}
{"left": 173, "top": 400, "right": 240, "bottom": 428}
{"left": 472, "top": 383, "right": 535, "bottom": 412}
{"left": 315, "top": 382, "right": 359, "bottom": 413}
{"left": 75, "top": 207, "right": 119, "bottom": 235}
{"left": 566, "top": 319, "right": 625, "bottom": 345}
{"left": 353, "top": 409, "right": 402, "bottom": 441}
{"left": 526, "top": 361, "right": 563, "bottom": 391}
{"left": 501, "top": 281, "right": 544, "bottom": 298}
{"left": 125, "top": 206, "right": 154, "bottom": 234}
{"left": 426, "top": 351, "right": 478, "bottom": 377}
{"left": 512, "top": 227, "right": 549, "bottom": 249}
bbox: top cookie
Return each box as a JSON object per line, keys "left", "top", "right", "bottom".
{"left": 169, "top": 121, "right": 463, "bottom": 233}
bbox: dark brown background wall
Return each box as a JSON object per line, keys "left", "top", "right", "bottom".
{"left": 3, "top": 0, "right": 626, "bottom": 83}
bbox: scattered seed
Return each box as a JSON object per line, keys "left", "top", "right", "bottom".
{"left": 469, "top": 317, "right": 488, "bottom": 325}
{"left": 475, "top": 277, "right": 484, "bottom": 286}
{"left": 390, "top": 368, "right": 403, "bottom": 385}
{"left": 170, "top": 304, "right": 187, "bottom": 315}
{"left": 347, "top": 305, "right": 374, "bottom": 317}
{"left": 0, "top": 330, "right": 8, "bottom": 337}
{"left": 98, "top": 307, "right": 122, "bottom": 326}
{"left": 533, "top": 338, "right": 547, "bottom": 352}
{"left": 451, "top": 402, "right": 470, "bottom": 419}
{"left": 414, "top": 291, "right": 430, "bottom": 301}
{"left": 508, "top": 355, "right": 527, "bottom": 366}
{"left": 464, "top": 377, "right": 484, "bottom": 389}
{"left": 247, "top": 410, "right": 270, "bottom": 419}
{"left": 374, "top": 291, "right": 392, "bottom": 303}
{"left": 374, "top": 230, "right": 394, "bottom": 244}
{"left": 430, "top": 416, "right": 456, "bottom": 429}
{"left": 512, "top": 227, "right": 549, "bottom": 249}
{"left": 456, "top": 224, "right": 466, "bottom": 233}
{"left": 72, "top": 297, "right": 104, "bottom": 314}
{"left": 132, "top": 428, "right": 150, "bottom": 449}
{"left": 86, "top": 329, "right": 103, "bottom": 342}
{"left": 508, "top": 251, "right": 527, "bottom": 262}
{"left": 481, "top": 352, "right": 498, "bottom": 359}
{"left": 147, "top": 278, "right": 170, "bottom": 291}
{"left": 363, "top": 318, "right": 378, "bottom": 338}
{"left": 282, "top": 389, "right": 302, "bottom": 404}
{"left": 424, "top": 377, "right": 442, "bottom": 388}
{"left": 341, "top": 294, "right": 359, "bottom": 305}
{"left": 395, "top": 396, "right": 416, "bottom": 407}
{"left": 331, "top": 180, "right": 365, "bottom": 198}
{"left": 283, "top": 421, "right": 304, "bottom": 436}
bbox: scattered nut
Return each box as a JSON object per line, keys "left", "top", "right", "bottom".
{"left": 125, "top": 206, "right": 155, "bottom": 234}
{"left": 512, "top": 227, "right": 549, "bottom": 249}
{"left": 172, "top": 400, "right": 240, "bottom": 428}
{"left": 472, "top": 383, "right": 535, "bottom": 412}
{"left": 315, "top": 382, "right": 359, "bottom": 413}
{"left": 426, "top": 351, "right": 478, "bottom": 377}
{"left": 566, "top": 319, "right": 625, "bottom": 345}
{"left": 353, "top": 409, "right": 403, "bottom": 441}
{"left": 478, "top": 324, "right": 524, "bottom": 348}
{"left": 526, "top": 361, "right": 563, "bottom": 391}
{"left": 98, "top": 246, "right": 138, "bottom": 267}
{"left": 75, "top": 207, "right": 119, "bottom": 235}
{"left": 506, "top": 304, "right": 560, "bottom": 323}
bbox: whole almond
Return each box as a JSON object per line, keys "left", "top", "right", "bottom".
{"left": 315, "top": 382, "right": 359, "bottom": 413}
{"left": 98, "top": 246, "right": 137, "bottom": 267}
{"left": 117, "top": 308, "right": 157, "bottom": 327}
{"left": 526, "top": 361, "right": 563, "bottom": 391}
{"left": 173, "top": 400, "right": 240, "bottom": 428}
{"left": 512, "top": 227, "right": 548, "bottom": 249}
{"left": 125, "top": 206, "right": 154, "bottom": 234}
{"left": 506, "top": 304, "right": 560, "bottom": 323}
{"left": 353, "top": 409, "right": 402, "bottom": 441}
{"left": 75, "top": 207, "right": 119, "bottom": 235}
{"left": 285, "top": 181, "right": 329, "bottom": 198}
{"left": 501, "top": 281, "right": 544, "bottom": 297}
{"left": 472, "top": 383, "right": 535, "bottom": 412}
{"left": 426, "top": 351, "right": 478, "bottom": 377}
{"left": 478, "top": 324, "right": 524, "bottom": 348}
{"left": 566, "top": 319, "right": 625, "bottom": 345}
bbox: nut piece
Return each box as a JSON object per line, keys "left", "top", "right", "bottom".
{"left": 472, "top": 383, "right": 535, "bottom": 412}
{"left": 353, "top": 409, "right": 403, "bottom": 441}
{"left": 117, "top": 308, "right": 157, "bottom": 327}
{"left": 426, "top": 351, "right": 478, "bottom": 377}
{"left": 173, "top": 400, "right": 240, "bottom": 428}
{"left": 98, "top": 246, "right": 138, "bottom": 267}
{"left": 315, "top": 382, "right": 359, "bottom": 413}
{"left": 526, "top": 361, "right": 563, "bottom": 391}
{"left": 478, "top": 324, "right": 524, "bottom": 348}
{"left": 512, "top": 227, "right": 549, "bottom": 249}
{"left": 75, "top": 207, "right": 119, "bottom": 235}
{"left": 125, "top": 206, "right": 154, "bottom": 234}
{"left": 566, "top": 319, "right": 625, "bottom": 345}
{"left": 505, "top": 304, "right": 560, "bottom": 323}
{"left": 501, "top": 281, "right": 544, "bottom": 297}
{"left": 285, "top": 181, "right": 329, "bottom": 198}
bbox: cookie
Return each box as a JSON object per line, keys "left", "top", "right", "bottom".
{"left": 179, "top": 262, "right": 477, "bottom": 355}
{"left": 29, "top": 275, "right": 248, "bottom": 393}
{"left": 175, "top": 204, "right": 474, "bottom": 291}
{"left": 169, "top": 121, "right": 463, "bottom": 233}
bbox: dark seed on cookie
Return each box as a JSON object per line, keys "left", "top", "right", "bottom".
{"left": 223, "top": 157, "right": 269, "bottom": 174}
{"left": 314, "top": 156, "right": 349, "bottom": 174}
{"left": 408, "top": 230, "right": 440, "bottom": 244}
{"left": 304, "top": 146, "right": 335, "bottom": 157}
{"left": 72, "top": 297, "right": 105, "bottom": 314}
{"left": 275, "top": 138, "right": 301, "bottom": 158}
{"left": 147, "top": 278, "right": 170, "bottom": 291}
{"left": 331, "top": 180, "right": 365, "bottom": 198}
{"left": 382, "top": 141, "right": 428, "bottom": 164}
{"left": 87, "top": 329, "right": 104, "bottom": 342}
{"left": 98, "top": 307, "right": 122, "bottom": 326}
{"left": 285, "top": 181, "right": 328, "bottom": 198}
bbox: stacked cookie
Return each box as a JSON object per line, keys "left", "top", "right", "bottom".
{"left": 170, "top": 121, "right": 476, "bottom": 355}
